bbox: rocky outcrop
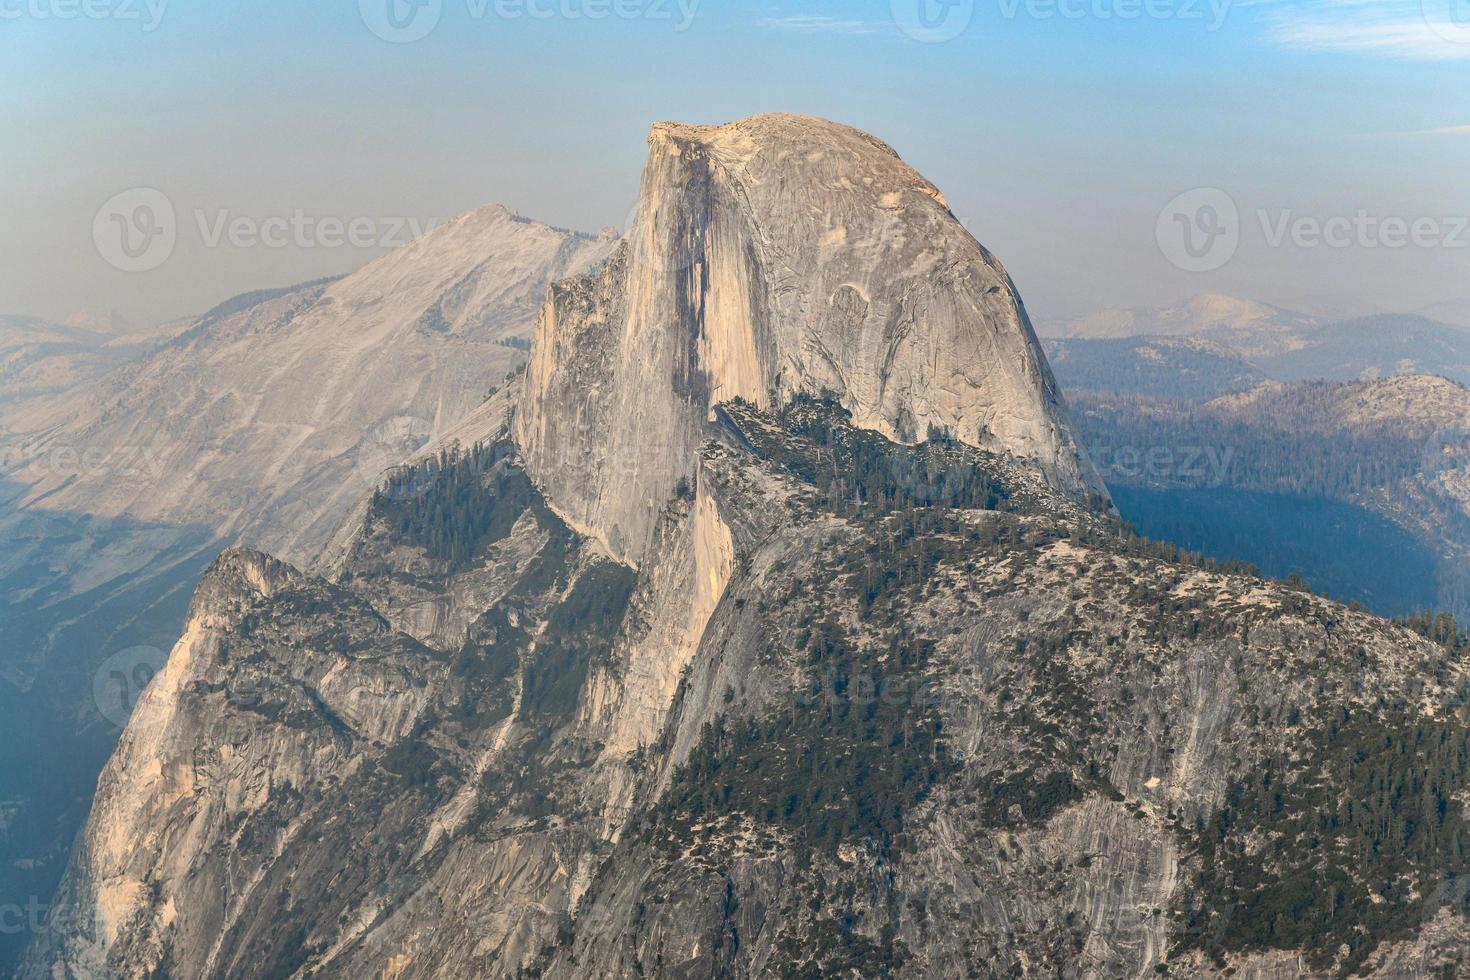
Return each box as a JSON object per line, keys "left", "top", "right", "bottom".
{"left": 516, "top": 113, "right": 1106, "bottom": 563}
{"left": 6, "top": 205, "right": 616, "bottom": 565}
{"left": 0, "top": 209, "right": 615, "bottom": 977}
{"left": 26, "top": 117, "right": 1470, "bottom": 980}
{"left": 29, "top": 399, "right": 1470, "bottom": 979}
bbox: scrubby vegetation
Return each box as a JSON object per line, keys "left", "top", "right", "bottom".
{"left": 728, "top": 395, "right": 1016, "bottom": 516}
{"left": 1397, "top": 610, "right": 1470, "bottom": 654}
{"left": 1181, "top": 709, "right": 1470, "bottom": 974}
{"left": 373, "top": 440, "right": 533, "bottom": 571}
{"left": 520, "top": 558, "right": 637, "bottom": 720}
{"left": 652, "top": 612, "right": 952, "bottom": 855}
{"left": 1072, "top": 388, "right": 1436, "bottom": 499}
{"left": 1044, "top": 336, "right": 1266, "bottom": 401}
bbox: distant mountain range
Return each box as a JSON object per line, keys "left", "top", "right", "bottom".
{"left": 1040, "top": 293, "right": 1470, "bottom": 394}
{"left": 1067, "top": 374, "right": 1470, "bottom": 620}
{"left": 28, "top": 113, "right": 1470, "bottom": 980}
{"left": 1040, "top": 296, "right": 1470, "bottom": 621}
{"left": 0, "top": 316, "right": 141, "bottom": 409}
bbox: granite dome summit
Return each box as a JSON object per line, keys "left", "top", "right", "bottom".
{"left": 517, "top": 113, "right": 1108, "bottom": 561}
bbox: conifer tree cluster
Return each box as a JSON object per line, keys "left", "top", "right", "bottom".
{"left": 373, "top": 440, "right": 531, "bottom": 571}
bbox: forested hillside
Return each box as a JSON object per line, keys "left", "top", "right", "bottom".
{"left": 1069, "top": 380, "right": 1470, "bottom": 619}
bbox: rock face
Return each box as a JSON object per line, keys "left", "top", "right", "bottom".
{"left": 0, "top": 207, "right": 613, "bottom": 977}
{"left": 25, "top": 116, "right": 1470, "bottom": 980}
{"left": 516, "top": 114, "right": 1105, "bottom": 562}
{"left": 6, "top": 205, "right": 615, "bottom": 564}
{"left": 27, "top": 399, "right": 1470, "bottom": 980}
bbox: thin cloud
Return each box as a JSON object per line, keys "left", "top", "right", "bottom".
{"left": 756, "top": 15, "right": 882, "bottom": 35}
{"left": 1367, "top": 122, "right": 1470, "bottom": 136}
{"left": 1264, "top": 0, "right": 1470, "bottom": 61}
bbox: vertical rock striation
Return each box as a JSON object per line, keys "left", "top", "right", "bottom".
{"left": 516, "top": 113, "right": 1106, "bottom": 563}
{"left": 32, "top": 116, "right": 1470, "bottom": 980}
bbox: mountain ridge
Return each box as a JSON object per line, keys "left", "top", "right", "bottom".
{"left": 515, "top": 113, "right": 1107, "bottom": 563}
{"left": 24, "top": 116, "right": 1470, "bottom": 979}
{"left": 1042, "top": 296, "right": 1470, "bottom": 395}
{"left": 0, "top": 203, "right": 615, "bottom": 975}
{"left": 4, "top": 203, "right": 616, "bottom": 563}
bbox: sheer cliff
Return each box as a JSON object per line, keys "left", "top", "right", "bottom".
{"left": 0, "top": 209, "right": 616, "bottom": 976}
{"left": 6, "top": 205, "right": 616, "bottom": 564}
{"left": 27, "top": 400, "right": 1470, "bottom": 979}
{"left": 23, "top": 116, "right": 1470, "bottom": 980}
{"left": 515, "top": 114, "right": 1106, "bottom": 563}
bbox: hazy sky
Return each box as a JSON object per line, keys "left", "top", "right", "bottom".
{"left": 4, "top": 0, "right": 1469, "bottom": 327}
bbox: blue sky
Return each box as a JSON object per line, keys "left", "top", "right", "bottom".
{"left": 3, "top": 0, "right": 1468, "bottom": 326}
